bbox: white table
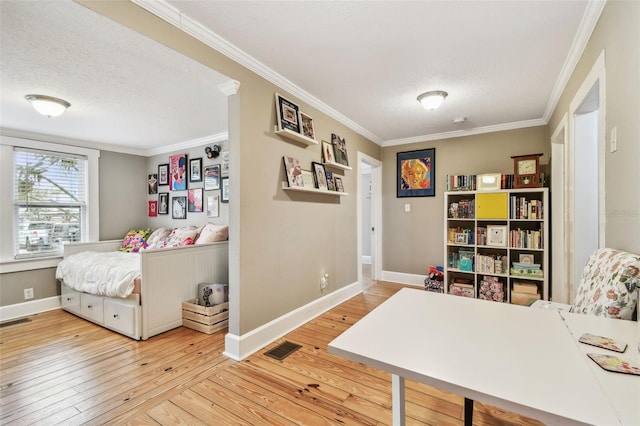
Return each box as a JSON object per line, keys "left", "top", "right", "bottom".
{"left": 328, "top": 288, "right": 639, "bottom": 425}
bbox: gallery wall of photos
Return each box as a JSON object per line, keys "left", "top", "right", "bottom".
{"left": 275, "top": 92, "right": 351, "bottom": 196}
{"left": 147, "top": 143, "right": 230, "bottom": 227}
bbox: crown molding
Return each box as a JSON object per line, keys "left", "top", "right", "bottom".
{"left": 144, "top": 132, "right": 228, "bottom": 157}
{"left": 542, "top": 0, "right": 606, "bottom": 122}
{"left": 382, "top": 118, "right": 547, "bottom": 148}
{"left": 131, "top": 0, "right": 383, "bottom": 146}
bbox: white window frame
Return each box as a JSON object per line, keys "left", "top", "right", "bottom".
{"left": 0, "top": 135, "right": 99, "bottom": 272}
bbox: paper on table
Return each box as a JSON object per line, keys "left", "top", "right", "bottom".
{"left": 579, "top": 333, "right": 627, "bottom": 353}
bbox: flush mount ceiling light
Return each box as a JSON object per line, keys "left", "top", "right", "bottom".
{"left": 25, "top": 94, "right": 71, "bottom": 117}
{"left": 417, "top": 90, "right": 448, "bottom": 110}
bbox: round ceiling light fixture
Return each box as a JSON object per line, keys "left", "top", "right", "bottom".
{"left": 417, "top": 90, "right": 448, "bottom": 110}
{"left": 25, "top": 94, "right": 71, "bottom": 117}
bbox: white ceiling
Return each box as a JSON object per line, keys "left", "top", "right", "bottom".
{"left": 1, "top": 0, "right": 599, "bottom": 155}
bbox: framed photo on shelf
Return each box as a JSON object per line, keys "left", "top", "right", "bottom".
{"left": 519, "top": 253, "right": 535, "bottom": 264}
{"left": 331, "top": 133, "right": 349, "bottom": 166}
{"left": 300, "top": 112, "right": 315, "bottom": 140}
{"left": 158, "top": 193, "right": 169, "bottom": 215}
{"left": 326, "top": 171, "right": 336, "bottom": 191}
{"left": 169, "top": 153, "right": 187, "bottom": 191}
{"left": 148, "top": 201, "right": 158, "bottom": 217}
{"left": 477, "top": 173, "right": 501, "bottom": 191}
{"left": 158, "top": 164, "right": 169, "bottom": 186}
{"left": 148, "top": 174, "right": 158, "bottom": 194}
{"left": 487, "top": 225, "right": 508, "bottom": 247}
{"left": 204, "top": 164, "right": 221, "bottom": 190}
{"left": 283, "top": 156, "right": 304, "bottom": 187}
{"left": 322, "top": 141, "right": 335, "bottom": 163}
{"left": 335, "top": 177, "right": 344, "bottom": 193}
{"left": 397, "top": 148, "right": 435, "bottom": 198}
{"left": 275, "top": 92, "right": 301, "bottom": 133}
{"left": 189, "top": 158, "right": 202, "bottom": 183}
{"left": 187, "top": 188, "right": 203, "bottom": 213}
{"left": 301, "top": 170, "right": 315, "bottom": 189}
{"left": 312, "top": 162, "right": 328, "bottom": 190}
{"left": 172, "top": 196, "right": 187, "bottom": 219}
{"left": 207, "top": 195, "right": 219, "bottom": 218}
{"left": 221, "top": 177, "right": 229, "bottom": 203}
{"left": 455, "top": 233, "right": 468, "bottom": 244}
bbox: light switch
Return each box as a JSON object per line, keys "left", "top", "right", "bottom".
{"left": 404, "top": 204, "right": 411, "bottom": 212}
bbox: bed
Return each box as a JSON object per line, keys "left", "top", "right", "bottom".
{"left": 56, "top": 225, "right": 229, "bottom": 340}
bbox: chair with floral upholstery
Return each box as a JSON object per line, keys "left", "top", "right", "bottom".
{"left": 533, "top": 248, "right": 639, "bottom": 321}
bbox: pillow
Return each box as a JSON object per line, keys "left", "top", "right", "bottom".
{"left": 146, "top": 227, "right": 171, "bottom": 247}
{"left": 195, "top": 223, "right": 229, "bottom": 244}
{"left": 119, "top": 228, "right": 151, "bottom": 252}
{"left": 150, "top": 226, "right": 198, "bottom": 249}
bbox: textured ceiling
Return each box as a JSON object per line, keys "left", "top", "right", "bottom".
{"left": 1, "top": 0, "right": 595, "bottom": 153}
{"left": 0, "top": 0, "right": 230, "bottom": 155}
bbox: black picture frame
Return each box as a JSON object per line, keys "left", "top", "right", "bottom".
{"left": 397, "top": 148, "right": 435, "bottom": 197}
{"left": 275, "top": 92, "right": 301, "bottom": 133}
{"left": 221, "top": 177, "right": 229, "bottom": 203}
{"left": 158, "top": 163, "right": 169, "bottom": 186}
{"left": 335, "top": 177, "right": 344, "bottom": 193}
{"left": 172, "top": 196, "right": 187, "bottom": 219}
{"left": 189, "top": 157, "right": 202, "bottom": 183}
{"left": 148, "top": 174, "right": 158, "bottom": 194}
{"left": 311, "top": 161, "right": 328, "bottom": 190}
{"left": 158, "top": 193, "right": 169, "bottom": 215}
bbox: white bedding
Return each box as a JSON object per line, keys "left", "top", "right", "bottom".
{"left": 56, "top": 251, "right": 140, "bottom": 297}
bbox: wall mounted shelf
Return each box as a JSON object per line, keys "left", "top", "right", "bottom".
{"left": 323, "top": 161, "right": 352, "bottom": 171}
{"left": 274, "top": 126, "right": 318, "bottom": 146}
{"left": 281, "top": 182, "right": 347, "bottom": 196}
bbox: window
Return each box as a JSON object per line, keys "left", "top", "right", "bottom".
{"left": 13, "top": 148, "right": 87, "bottom": 258}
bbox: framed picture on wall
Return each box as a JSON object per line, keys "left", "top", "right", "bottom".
{"left": 204, "top": 164, "right": 220, "bottom": 190}
{"left": 221, "top": 177, "right": 229, "bottom": 203}
{"left": 158, "top": 164, "right": 169, "bottom": 186}
{"left": 148, "top": 201, "right": 157, "bottom": 217}
{"left": 148, "top": 174, "right": 158, "bottom": 194}
{"left": 207, "top": 195, "right": 219, "bottom": 218}
{"left": 158, "top": 193, "right": 169, "bottom": 215}
{"left": 397, "top": 148, "right": 435, "bottom": 197}
{"left": 331, "top": 133, "right": 349, "bottom": 166}
{"left": 172, "top": 196, "right": 187, "bottom": 219}
{"left": 169, "top": 153, "right": 187, "bottom": 191}
{"left": 300, "top": 112, "right": 315, "bottom": 140}
{"left": 189, "top": 157, "right": 202, "bottom": 183}
{"left": 335, "top": 177, "right": 345, "bottom": 193}
{"left": 187, "top": 188, "right": 203, "bottom": 213}
{"left": 275, "top": 92, "right": 301, "bottom": 133}
{"left": 312, "top": 162, "right": 328, "bottom": 190}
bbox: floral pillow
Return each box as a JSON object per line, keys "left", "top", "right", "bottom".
{"left": 148, "top": 226, "right": 198, "bottom": 249}
{"left": 119, "top": 228, "right": 151, "bottom": 252}
{"left": 571, "top": 248, "right": 639, "bottom": 320}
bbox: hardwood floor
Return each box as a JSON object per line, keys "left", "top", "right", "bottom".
{"left": 1, "top": 282, "right": 543, "bottom": 425}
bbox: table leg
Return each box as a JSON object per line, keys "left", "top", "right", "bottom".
{"left": 391, "top": 374, "right": 406, "bottom": 426}
{"left": 464, "top": 397, "right": 474, "bottom": 426}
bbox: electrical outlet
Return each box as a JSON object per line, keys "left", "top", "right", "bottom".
{"left": 24, "top": 288, "right": 34, "bottom": 300}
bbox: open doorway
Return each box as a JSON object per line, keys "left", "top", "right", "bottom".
{"left": 358, "top": 152, "right": 382, "bottom": 289}
{"left": 566, "top": 51, "right": 606, "bottom": 300}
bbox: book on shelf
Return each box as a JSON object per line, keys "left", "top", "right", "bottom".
{"left": 510, "top": 196, "right": 544, "bottom": 220}
{"left": 446, "top": 175, "right": 476, "bottom": 191}
{"left": 448, "top": 199, "right": 475, "bottom": 218}
{"left": 475, "top": 254, "right": 505, "bottom": 274}
{"left": 513, "top": 282, "right": 539, "bottom": 294}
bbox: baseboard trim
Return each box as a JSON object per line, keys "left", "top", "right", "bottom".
{"left": 223, "top": 281, "right": 362, "bottom": 361}
{"left": 0, "top": 296, "right": 61, "bottom": 322}
{"left": 381, "top": 270, "right": 425, "bottom": 287}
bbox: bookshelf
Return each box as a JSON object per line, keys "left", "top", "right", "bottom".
{"left": 444, "top": 188, "right": 549, "bottom": 305}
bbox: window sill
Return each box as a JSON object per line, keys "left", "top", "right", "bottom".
{"left": 0, "top": 256, "right": 62, "bottom": 273}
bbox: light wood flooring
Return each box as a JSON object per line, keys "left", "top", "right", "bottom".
{"left": 1, "top": 281, "right": 543, "bottom": 425}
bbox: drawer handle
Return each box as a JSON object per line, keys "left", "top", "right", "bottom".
{"left": 113, "top": 314, "right": 119, "bottom": 319}
{"left": 66, "top": 297, "right": 72, "bottom": 301}
{"left": 87, "top": 304, "right": 93, "bottom": 309}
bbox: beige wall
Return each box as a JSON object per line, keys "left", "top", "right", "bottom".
{"left": 382, "top": 126, "right": 548, "bottom": 275}
{"left": 548, "top": 0, "right": 639, "bottom": 254}
{"left": 79, "top": 0, "right": 381, "bottom": 336}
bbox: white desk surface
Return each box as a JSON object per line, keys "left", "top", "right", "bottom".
{"left": 328, "top": 288, "right": 640, "bottom": 425}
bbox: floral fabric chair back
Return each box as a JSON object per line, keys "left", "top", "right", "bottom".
{"left": 571, "top": 248, "right": 639, "bottom": 320}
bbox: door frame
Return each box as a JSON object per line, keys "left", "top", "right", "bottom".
{"left": 357, "top": 152, "right": 382, "bottom": 287}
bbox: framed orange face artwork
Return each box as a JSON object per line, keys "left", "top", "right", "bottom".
{"left": 397, "top": 148, "right": 435, "bottom": 197}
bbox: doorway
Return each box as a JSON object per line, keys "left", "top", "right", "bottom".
{"left": 358, "top": 152, "right": 382, "bottom": 288}
{"left": 566, "top": 51, "right": 606, "bottom": 300}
